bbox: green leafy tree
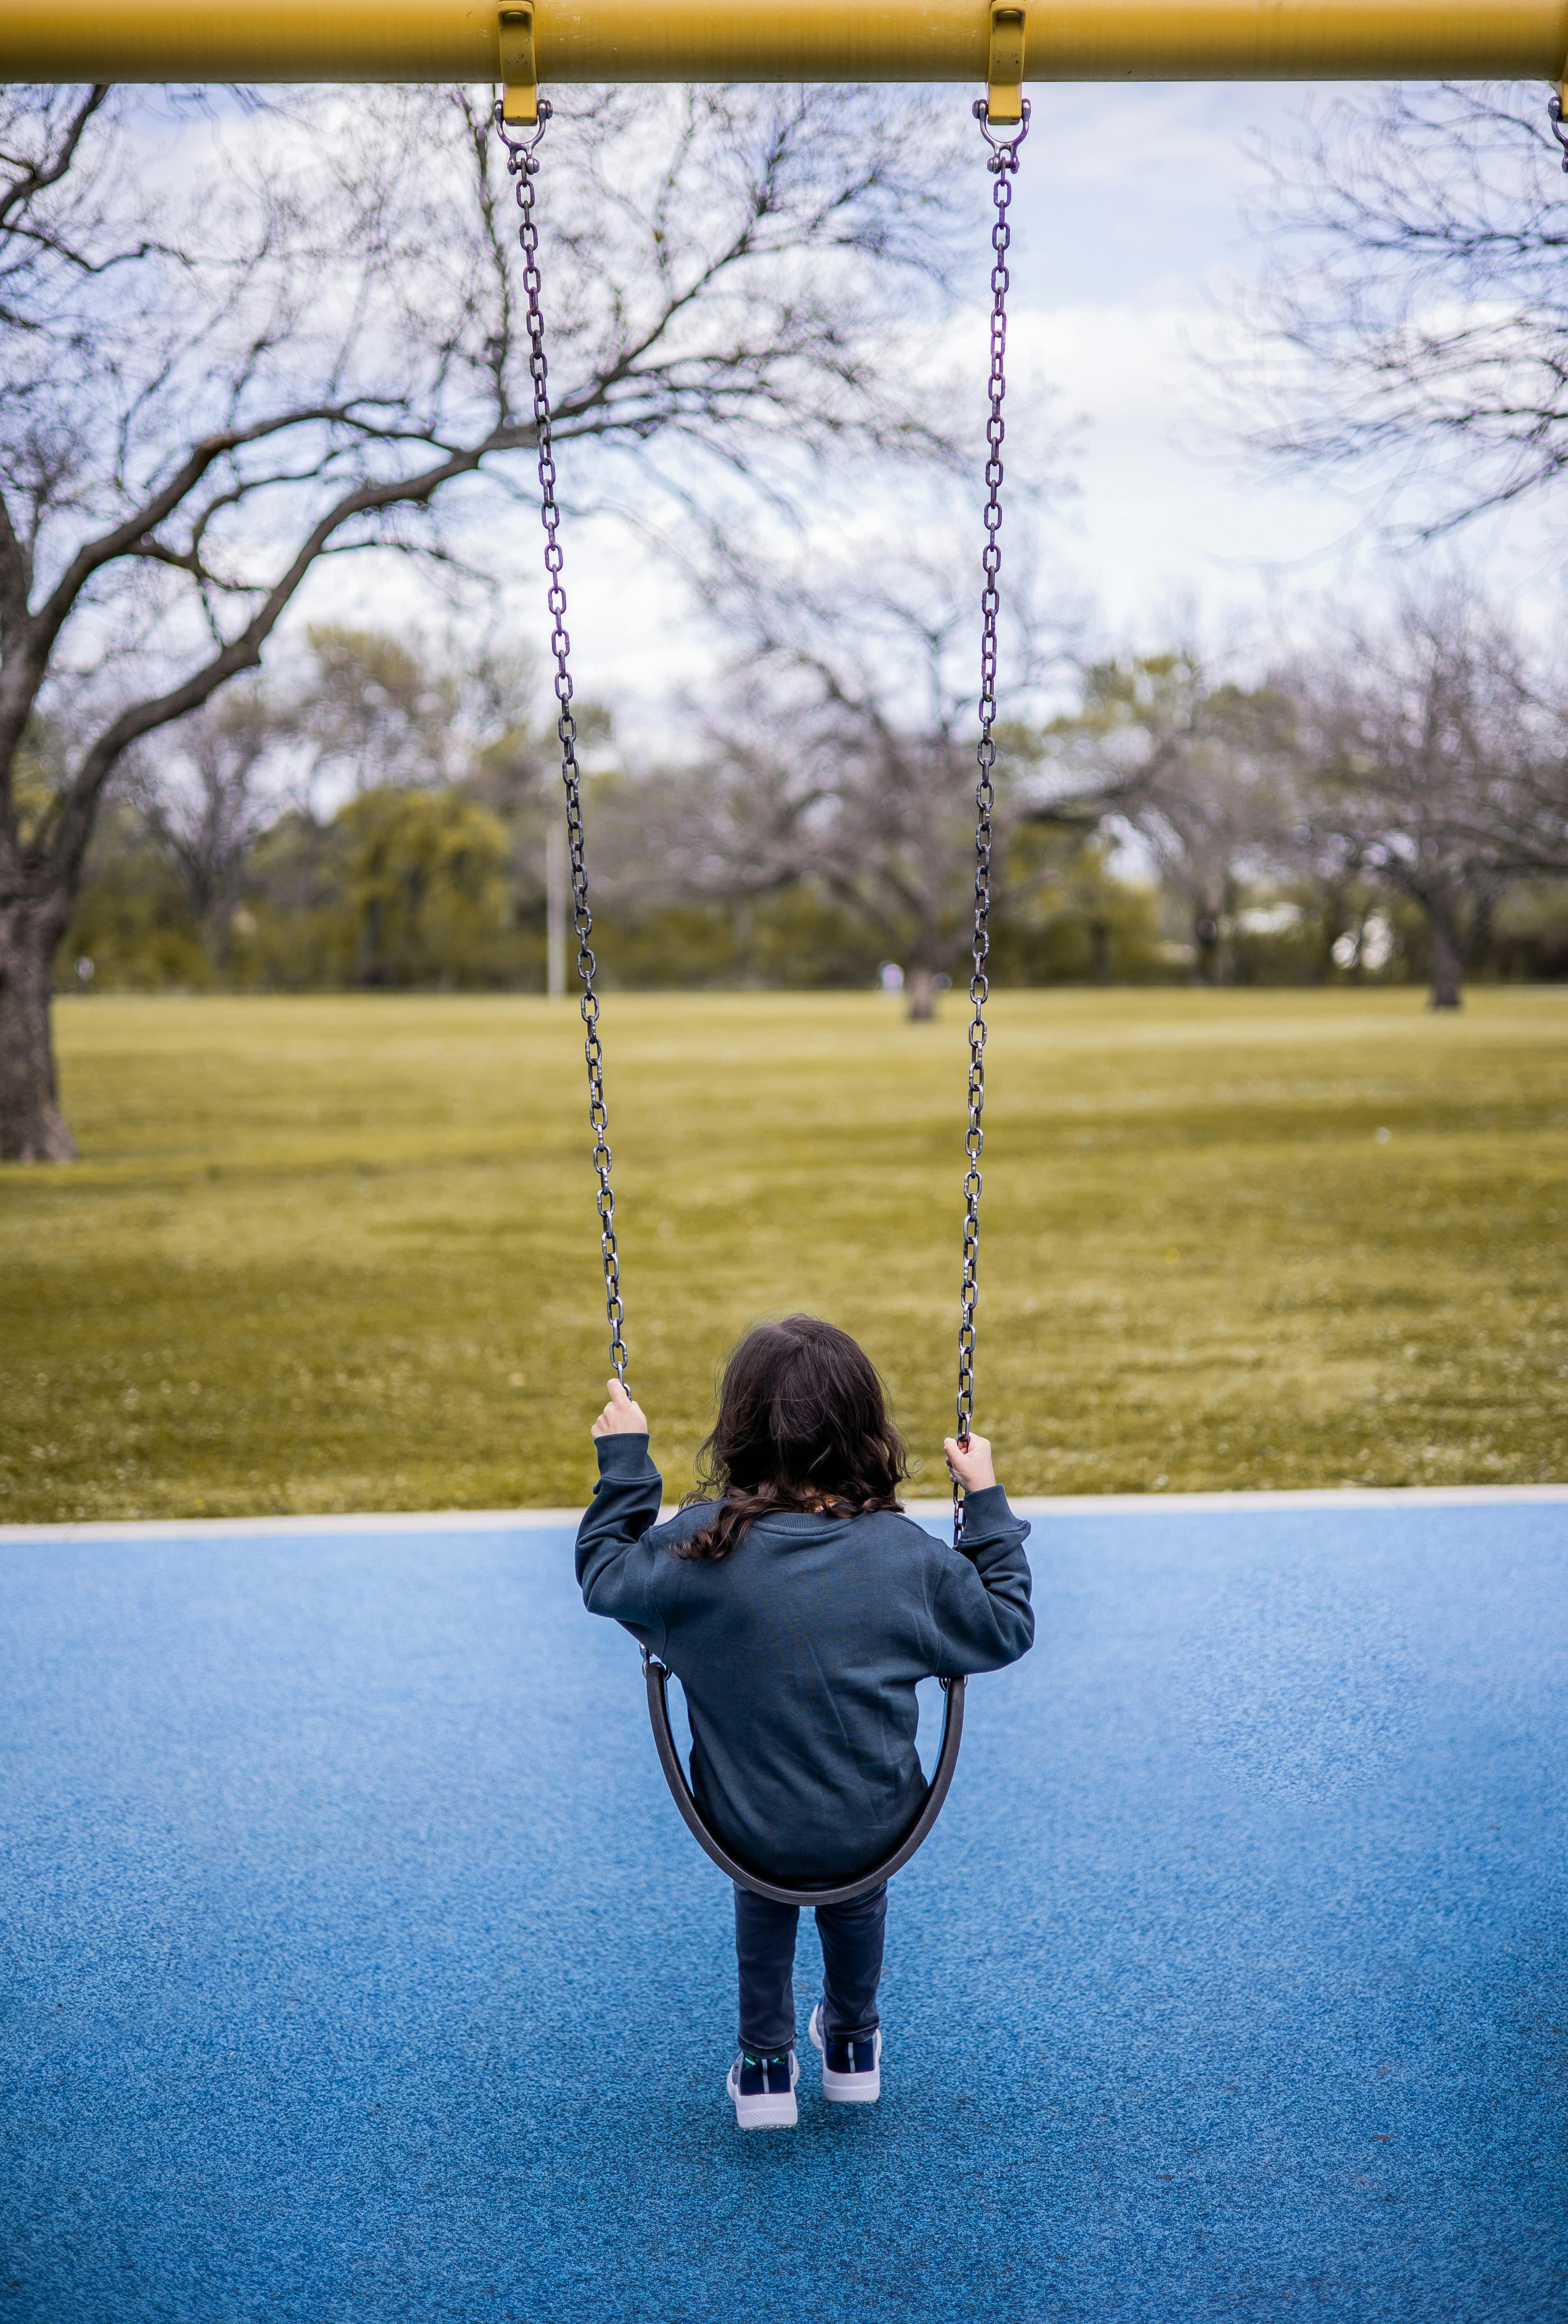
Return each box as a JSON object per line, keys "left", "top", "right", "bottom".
{"left": 337, "top": 789, "right": 512, "bottom": 988}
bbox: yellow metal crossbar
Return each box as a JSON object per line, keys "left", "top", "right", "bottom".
{"left": 1, "top": 0, "right": 1565, "bottom": 85}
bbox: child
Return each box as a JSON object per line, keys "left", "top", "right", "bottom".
{"left": 576, "top": 1313, "right": 1034, "bottom": 2129}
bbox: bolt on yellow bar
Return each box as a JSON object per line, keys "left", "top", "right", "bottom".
{"left": 2, "top": 0, "right": 1566, "bottom": 86}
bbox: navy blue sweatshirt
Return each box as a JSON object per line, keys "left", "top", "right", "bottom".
{"left": 576, "top": 1434, "right": 1034, "bottom": 1884}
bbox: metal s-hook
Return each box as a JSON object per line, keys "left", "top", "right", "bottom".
{"left": 973, "top": 92, "right": 1032, "bottom": 173}
{"left": 493, "top": 92, "right": 551, "bottom": 164}
{"left": 1550, "top": 86, "right": 1568, "bottom": 174}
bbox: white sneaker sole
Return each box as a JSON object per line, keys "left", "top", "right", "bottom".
{"left": 727, "top": 2058, "right": 798, "bottom": 2129}
{"left": 809, "top": 2008, "right": 881, "bottom": 2104}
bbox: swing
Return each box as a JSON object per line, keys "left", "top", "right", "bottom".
{"left": 496, "top": 87, "right": 1029, "bottom": 1907}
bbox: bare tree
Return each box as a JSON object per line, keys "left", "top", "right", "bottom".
{"left": 617, "top": 546, "right": 1076, "bottom": 1017}
{"left": 1238, "top": 82, "right": 1568, "bottom": 533}
{"left": 126, "top": 682, "right": 288, "bottom": 959}
{"left": 1052, "top": 653, "right": 1299, "bottom": 981}
{"left": 0, "top": 81, "right": 968, "bottom": 1157}
{"left": 1281, "top": 588, "right": 1568, "bottom": 1007}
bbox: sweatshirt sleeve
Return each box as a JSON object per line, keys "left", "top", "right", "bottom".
{"left": 928, "top": 1483, "right": 1034, "bottom": 1676}
{"left": 574, "top": 1433, "right": 668, "bottom": 1652}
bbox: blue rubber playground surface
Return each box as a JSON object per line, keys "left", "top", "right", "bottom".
{"left": 3, "top": 1493, "right": 1566, "bottom": 2323}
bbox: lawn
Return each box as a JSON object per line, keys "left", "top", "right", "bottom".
{"left": 2, "top": 987, "right": 1564, "bottom": 1522}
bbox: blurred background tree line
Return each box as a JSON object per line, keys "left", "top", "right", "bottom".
{"left": 10, "top": 74, "right": 1568, "bottom": 1172}
{"left": 58, "top": 589, "right": 1568, "bottom": 1011}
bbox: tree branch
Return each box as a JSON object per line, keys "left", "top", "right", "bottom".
{"left": 41, "top": 434, "right": 507, "bottom": 882}
{"left": 0, "top": 85, "right": 108, "bottom": 234}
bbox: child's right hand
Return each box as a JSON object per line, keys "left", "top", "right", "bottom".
{"left": 943, "top": 1433, "right": 996, "bottom": 1493}
{"left": 592, "top": 1378, "right": 650, "bottom": 1439}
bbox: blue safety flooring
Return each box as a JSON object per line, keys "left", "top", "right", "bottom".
{"left": 2, "top": 1503, "right": 1565, "bottom": 2323}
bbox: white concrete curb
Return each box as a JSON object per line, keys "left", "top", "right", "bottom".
{"left": 1, "top": 1482, "right": 1562, "bottom": 1545}
{"left": 983, "top": 1485, "right": 1568, "bottom": 1516}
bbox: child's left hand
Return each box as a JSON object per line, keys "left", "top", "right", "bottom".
{"left": 591, "top": 1378, "right": 650, "bottom": 1439}
{"left": 943, "top": 1432, "right": 996, "bottom": 1493}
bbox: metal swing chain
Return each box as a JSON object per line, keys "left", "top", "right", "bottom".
{"left": 955, "top": 97, "right": 1030, "bottom": 1545}
{"left": 496, "top": 97, "right": 628, "bottom": 1385}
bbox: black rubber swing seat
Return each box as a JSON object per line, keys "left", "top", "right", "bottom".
{"left": 640, "top": 1648, "right": 966, "bottom": 1907}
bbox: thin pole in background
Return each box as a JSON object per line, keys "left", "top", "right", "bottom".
{"left": 546, "top": 820, "right": 566, "bottom": 1001}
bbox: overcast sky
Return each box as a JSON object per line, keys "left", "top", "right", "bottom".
{"left": 273, "top": 78, "right": 1566, "bottom": 740}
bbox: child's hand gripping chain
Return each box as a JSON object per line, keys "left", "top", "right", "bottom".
{"left": 591, "top": 1378, "right": 649, "bottom": 1439}
{"left": 942, "top": 1431, "right": 996, "bottom": 1494}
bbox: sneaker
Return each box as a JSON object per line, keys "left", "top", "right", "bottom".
{"left": 726, "top": 2048, "right": 799, "bottom": 2129}
{"left": 808, "top": 2002, "right": 882, "bottom": 2103}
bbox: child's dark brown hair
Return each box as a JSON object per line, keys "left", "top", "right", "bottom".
{"left": 676, "top": 1314, "right": 907, "bottom": 1560}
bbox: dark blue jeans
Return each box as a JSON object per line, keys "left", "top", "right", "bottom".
{"left": 734, "top": 1882, "right": 887, "bottom": 2056}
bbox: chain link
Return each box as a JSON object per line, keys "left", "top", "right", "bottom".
{"left": 496, "top": 99, "right": 628, "bottom": 1384}
{"left": 955, "top": 97, "right": 1030, "bottom": 1545}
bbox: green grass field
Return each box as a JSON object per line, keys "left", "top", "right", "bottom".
{"left": 2, "top": 988, "right": 1564, "bottom": 1522}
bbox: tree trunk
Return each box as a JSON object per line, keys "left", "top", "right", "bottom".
{"left": 1424, "top": 898, "right": 1464, "bottom": 1011}
{"left": 1467, "top": 889, "right": 1496, "bottom": 976}
{"left": 0, "top": 897, "right": 77, "bottom": 1161}
{"left": 1194, "top": 911, "right": 1221, "bottom": 985}
{"left": 906, "top": 964, "right": 937, "bottom": 1021}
